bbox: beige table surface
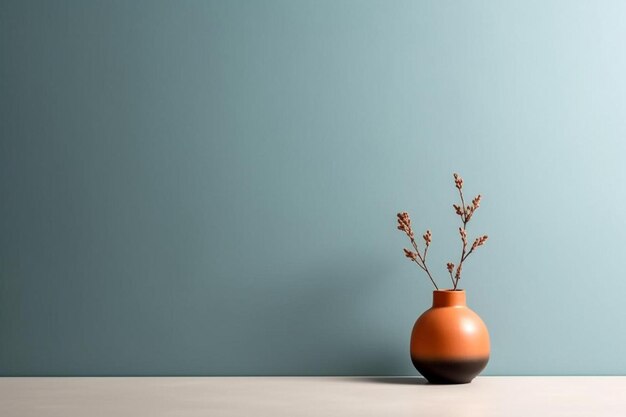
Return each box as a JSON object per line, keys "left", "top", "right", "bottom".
{"left": 1, "top": 376, "right": 625, "bottom": 417}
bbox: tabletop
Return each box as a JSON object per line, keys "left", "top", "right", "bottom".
{"left": 2, "top": 376, "right": 625, "bottom": 416}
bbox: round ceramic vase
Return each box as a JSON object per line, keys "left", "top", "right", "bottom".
{"left": 410, "top": 290, "right": 490, "bottom": 384}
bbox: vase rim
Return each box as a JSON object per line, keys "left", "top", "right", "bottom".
{"left": 434, "top": 289, "right": 465, "bottom": 292}
{"left": 432, "top": 289, "right": 466, "bottom": 307}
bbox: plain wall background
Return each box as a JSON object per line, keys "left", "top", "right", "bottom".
{"left": 2, "top": 0, "right": 626, "bottom": 376}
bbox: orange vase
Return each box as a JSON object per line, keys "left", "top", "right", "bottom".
{"left": 410, "top": 290, "right": 490, "bottom": 384}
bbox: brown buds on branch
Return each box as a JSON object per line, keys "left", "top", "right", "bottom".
{"left": 403, "top": 248, "right": 418, "bottom": 261}
{"left": 395, "top": 173, "right": 488, "bottom": 291}
{"left": 471, "top": 235, "right": 488, "bottom": 251}
{"left": 396, "top": 212, "right": 414, "bottom": 238}
{"left": 396, "top": 212, "right": 438, "bottom": 290}
{"left": 423, "top": 230, "right": 432, "bottom": 246}
{"left": 446, "top": 262, "right": 456, "bottom": 287}
{"left": 451, "top": 174, "right": 488, "bottom": 289}
{"left": 472, "top": 195, "right": 482, "bottom": 210}
{"left": 454, "top": 173, "right": 464, "bottom": 190}
{"left": 463, "top": 194, "right": 481, "bottom": 222}
{"left": 455, "top": 263, "right": 463, "bottom": 280}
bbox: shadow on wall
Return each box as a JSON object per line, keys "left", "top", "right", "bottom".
{"left": 223, "top": 255, "right": 411, "bottom": 376}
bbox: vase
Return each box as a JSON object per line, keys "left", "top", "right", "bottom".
{"left": 410, "top": 289, "right": 490, "bottom": 384}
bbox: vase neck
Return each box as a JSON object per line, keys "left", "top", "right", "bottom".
{"left": 432, "top": 290, "right": 466, "bottom": 307}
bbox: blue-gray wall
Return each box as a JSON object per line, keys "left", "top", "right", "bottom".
{"left": 2, "top": 0, "right": 625, "bottom": 376}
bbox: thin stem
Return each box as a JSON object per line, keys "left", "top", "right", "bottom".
{"left": 448, "top": 270, "right": 455, "bottom": 288}
{"left": 459, "top": 188, "right": 468, "bottom": 227}
{"left": 411, "top": 258, "right": 438, "bottom": 290}
{"left": 411, "top": 256, "right": 427, "bottom": 272}
{"left": 454, "top": 186, "right": 469, "bottom": 290}
{"left": 410, "top": 237, "right": 438, "bottom": 290}
{"left": 455, "top": 239, "right": 466, "bottom": 290}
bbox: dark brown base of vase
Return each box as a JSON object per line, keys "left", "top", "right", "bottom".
{"left": 411, "top": 357, "right": 489, "bottom": 384}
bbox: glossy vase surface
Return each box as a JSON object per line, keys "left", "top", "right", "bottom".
{"left": 410, "top": 290, "right": 490, "bottom": 384}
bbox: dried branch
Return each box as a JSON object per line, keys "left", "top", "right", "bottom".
{"left": 396, "top": 172, "right": 488, "bottom": 292}
{"left": 451, "top": 173, "right": 487, "bottom": 289}
{"left": 397, "top": 212, "right": 439, "bottom": 290}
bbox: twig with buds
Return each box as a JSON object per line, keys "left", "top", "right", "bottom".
{"left": 397, "top": 212, "right": 439, "bottom": 290}
{"left": 396, "top": 172, "right": 488, "bottom": 291}
{"left": 449, "top": 173, "right": 488, "bottom": 290}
